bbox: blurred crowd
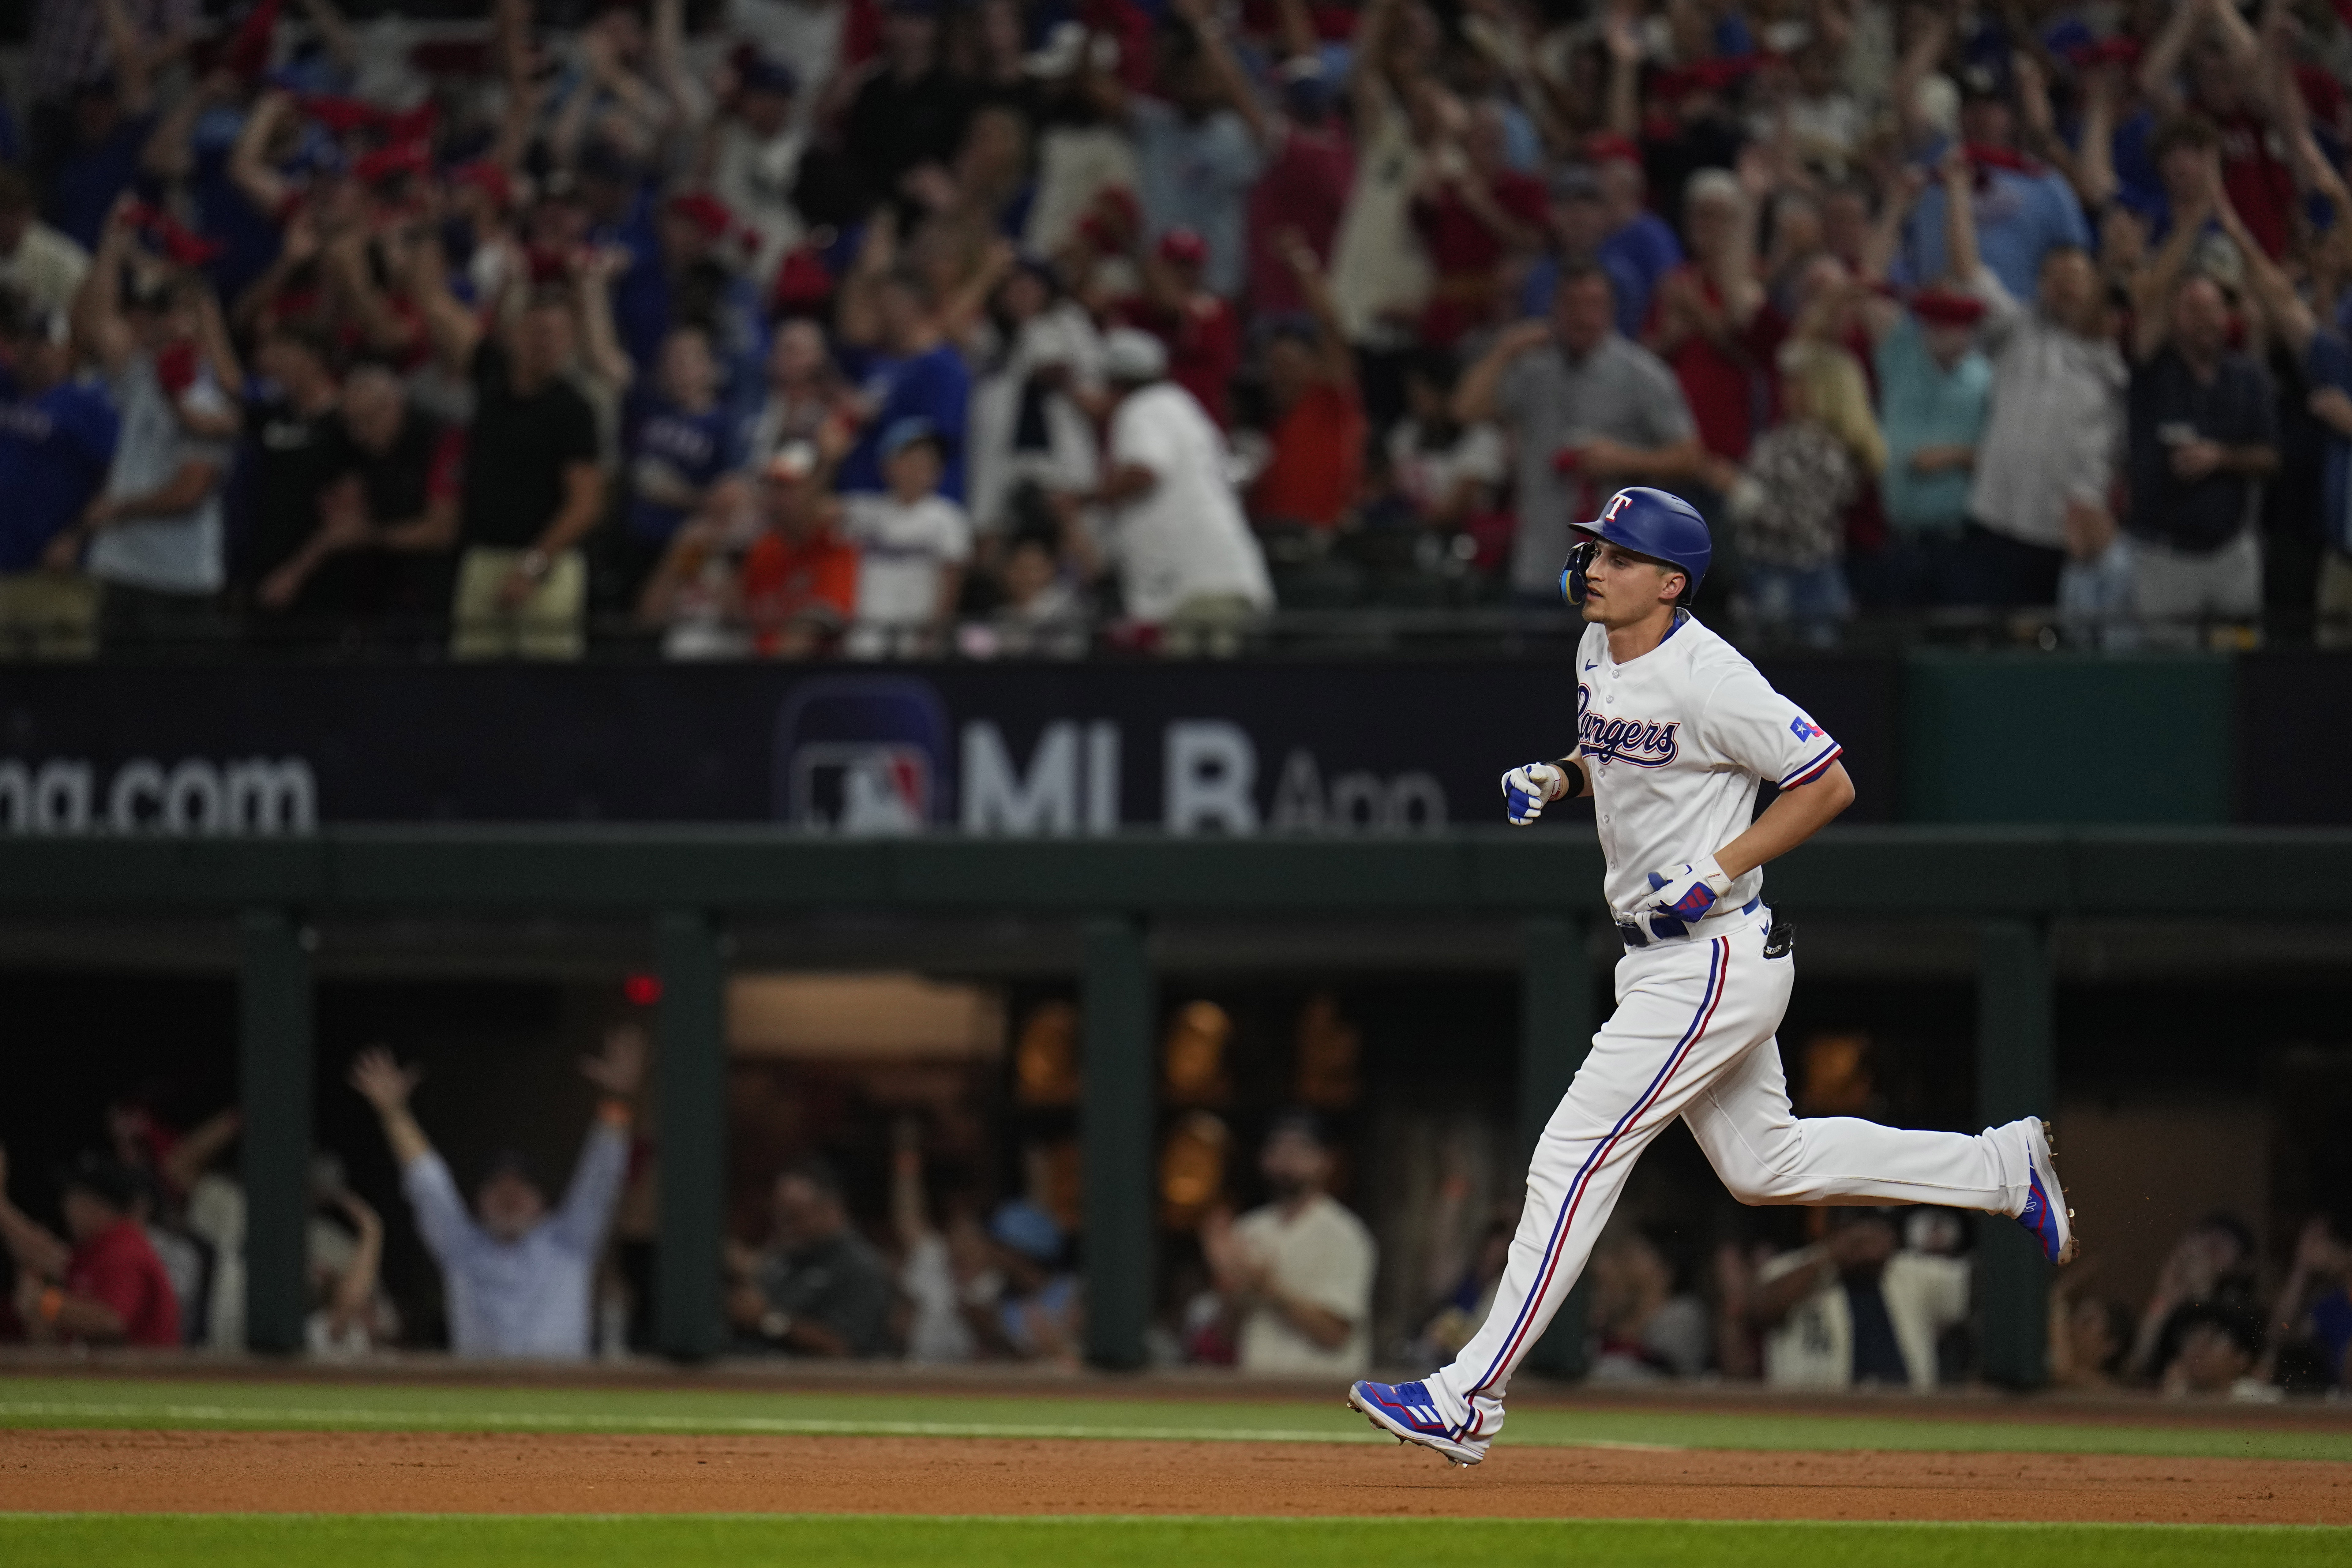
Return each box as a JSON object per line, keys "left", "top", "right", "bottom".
{"left": 2, "top": 0, "right": 2351, "bottom": 659}
{"left": 4, "top": 1032, "right": 2349, "bottom": 1401}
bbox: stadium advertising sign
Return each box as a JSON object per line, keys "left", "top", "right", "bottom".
{"left": 0, "top": 660, "right": 1894, "bottom": 834}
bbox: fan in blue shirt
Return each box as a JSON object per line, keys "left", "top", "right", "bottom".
{"left": 0, "top": 320, "right": 121, "bottom": 574}
{"left": 625, "top": 326, "right": 742, "bottom": 546}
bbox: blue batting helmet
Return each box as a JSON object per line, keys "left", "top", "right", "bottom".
{"left": 1561, "top": 486, "right": 1712, "bottom": 605}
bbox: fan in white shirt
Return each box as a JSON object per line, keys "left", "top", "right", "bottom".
{"left": 841, "top": 417, "right": 973, "bottom": 658}
{"left": 1075, "top": 330, "right": 1271, "bottom": 646}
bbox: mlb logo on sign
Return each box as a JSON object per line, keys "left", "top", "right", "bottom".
{"left": 1789, "top": 716, "right": 1821, "bottom": 742}
{"left": 773, "top": 675, "right": 953, "bottom": 834}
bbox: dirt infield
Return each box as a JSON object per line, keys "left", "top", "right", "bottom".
{"left": 6, "top": 1428, "right": 2348, "bottom": 1524}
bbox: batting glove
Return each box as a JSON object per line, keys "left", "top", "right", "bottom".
{"left": 1643, "top": 855, "right": 1731, "bottom": 938}
{"left": 1501, "top": 762, "right": 1568, "bottom": 826}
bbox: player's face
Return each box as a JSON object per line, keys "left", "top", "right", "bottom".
{"left": 1579, "top": 541, "right": 1684, "bottom": 627}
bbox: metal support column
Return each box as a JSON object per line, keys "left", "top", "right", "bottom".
{"left": 1518, "top": 915, "right": 1593, "bottom": 1379}
{"left": 1081, "top": 915, "right": 1154, "bottom": 1370}
{"left": 238, "top": 908, "right": 313, "bottom": 1355}
{"left": 655, "top": 908, "right": 728, "bottom": 1362}
{"left": 1977, "top": 918, "right": 2055, "bottom": 1387}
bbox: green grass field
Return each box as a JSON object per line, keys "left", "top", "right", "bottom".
{"left": 3, "top": 1374, "right": 2348, "bottom": 1461}
{"left": 3, "top": 1514, "right": 2349, "bottom": 1568}
{"left": 7, "top": 1376, "right": 2350, "bottom": 1566}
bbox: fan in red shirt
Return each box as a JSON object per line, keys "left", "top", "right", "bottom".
{"left": 1243, "top": 65, "right": 1356, "bottom": 317}
{"left": 1644, "top": 168, "right": 1784, "bottom": 463}
{"left": 0, "top": 1149, "right": 180, "bottom": 1348}
{"left": 1117, "top": 228, "right": 1243, "bottom": 427}
{"left": 1247, "top": 234, "right": 1366, "bottom": 531}
{"left": 1410, "top": 102, "right": 1547, "bottom": 349}
{"left": 2154, "top": 15, "right": 2299, "bottom": 260}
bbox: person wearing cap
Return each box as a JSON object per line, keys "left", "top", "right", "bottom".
{"left": 835, "top": 248, "right": 973, "bottom": 502}
{"left": 48, "top": 196, "right": 242, "bottom": 653}
{"left": 726, "top": 1159, "right": 895, "bottom": 1357}
{"left": 841, "top": 414, "right": 972, "bottom": 658}
{"left": 725, "top": 0, "right": 854, "bottom": 141}
{"left": 46, "top": 56, "right": 162, "bottom": 255}
{"left": 1870, "top": 286, "right": 1992, "bottom": 606}
{"left": 1748, "top": 1207, "right": 1969, "bottom": 1393}
{"left": 306, "top": 361, "right": 469, "bottom": 636}
{"left": 1518, "top": 163, "right": 1648, "bottom": 342}
{"left": 0, "top": 284, "right": 118, "bottom": 658}
{"left": 618, "top": 324, "right": 744, "bottom": 601}
{"left": 840, "top": 0, "right": 978, "bottom": 216}
{"left": 1940, "top": 141, "right": 2126, "bottom": 611}
{"left": 1410, "top": 99, "right": 1547, "bottom": 351}
{"left": 637, "top": 438, "right": 857, "bottom": 658}
{"left": 346, "top": 1026, "right": 644, "bottom": 1359}
{"left": 1890, "top": 42, "right": 2093, "bottom": 304}
{"left": 965, "top": 253, "right": 1104, "bottom": 536}
{"left": 0, "top": 166, "right": 88, "bottom": 318}
{"left": 971, "top": 1199, "right": 1080, "bottom": 1362}
{"left": 709, "top": 50, "right": 808, "bottom": 286}
{"left": 740, "top": 441, "right": 861, "bottom": 657}
{"left": 1590, "top": 147, "right": 1684, "bottom": 343}
{"left": 242, "top": 320, "right": 364, "bottom": 631}
{"left": 1118, "top": 225, "right": 1240, "bottom": 427}
{"left": 1325, "top": 0, "right": 1435, "bottom": 375}
{"left": 1199, "top": 1111, "right": 1375, "bottom": 1377}
{"left": 1455, "top": 262, "right": 1704, "bottom": 602}
{"left": 1075, "top": 326, "right": 1273, "bottom": 654}
{"left": 1242, "top": 56, "right": 1354, "bottom": 320}
{"left": 411, "top": 230, "right": 607, "bottom": 659}
{"left": 1116, "top": 0, "right": 1264, "bottom": 301}
{"left": 1247, "top": 233, "right": 1366, "bottom": 534}
{"left": 0, "top": 1145, "right": 180, "bottom": 1347}
{"left": 2138, "top": 0, "right": 2297, "bottom": 261}
{"left": 2121, "top": 172, "right": 2278, "bottom": 645}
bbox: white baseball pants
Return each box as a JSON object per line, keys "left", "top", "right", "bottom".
{"left": 1430, "top": 909, "right": 2029, "bottom": 1441}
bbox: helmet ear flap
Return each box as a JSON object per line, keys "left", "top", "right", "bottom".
{"left": 1562, "top": 538, "right": 1597, "bottom": 604}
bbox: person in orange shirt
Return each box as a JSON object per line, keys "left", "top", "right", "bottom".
{"left": 1247, "top": 234, "right": 1365, "bottom": 532}
{"left": 740, "top": 444, "right": 860, "bottom": 658}
{"left": 636, "top": 441, "right": 858, "bottom": 659}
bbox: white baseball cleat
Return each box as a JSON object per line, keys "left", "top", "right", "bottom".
{"left": 2012, "top": 1116, "right": 2078, "bottom": 1265}
{"left": 1346, "top": 1379, "right": 1489, "bottom": 1467}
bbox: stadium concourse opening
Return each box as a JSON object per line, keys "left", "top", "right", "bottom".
{"left": 4, "top": 829, "right": 2351, "bottom": 1390}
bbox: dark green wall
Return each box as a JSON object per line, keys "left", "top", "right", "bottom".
{"left": 1900, "top": 653, "right": 2236, "bottom": 824}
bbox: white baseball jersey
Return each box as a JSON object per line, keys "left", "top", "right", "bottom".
{"left": 1415, "top": 607, "right": 2041, "bottom": 1444}
{"left": 1574, "top": 611, "right": 1841, "bottom": 919}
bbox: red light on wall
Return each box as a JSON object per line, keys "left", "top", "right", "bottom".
{"left": 623, "top": 973, "right": 662, "bottom": 1007}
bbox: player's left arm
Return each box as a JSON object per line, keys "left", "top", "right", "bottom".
{"left": 1714, "top": 759, "right": 1855, "bottom": 879}
{"left": 1642, "top": 761, "right": 1852, "bottom": 928}
{"left": 1642, "top": 670, "right": 1849, "bottom": 929}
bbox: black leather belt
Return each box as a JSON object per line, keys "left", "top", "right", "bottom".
{"left": 1617, "top": 895, "right": 1763, "bottom": 950}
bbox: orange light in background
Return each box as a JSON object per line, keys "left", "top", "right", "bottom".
{"left": 623, "top": 973, "right": 662, "bottom": 1007}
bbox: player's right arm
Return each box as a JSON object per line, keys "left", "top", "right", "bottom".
{"left": 1501, "top": 755, "right": 1589, "bottom": 826}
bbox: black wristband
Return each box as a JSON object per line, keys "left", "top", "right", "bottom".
{"left": 1554, "top": 759, "right": 1584, "bottom": 800}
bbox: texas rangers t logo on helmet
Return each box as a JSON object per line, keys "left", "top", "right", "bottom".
{"left": 1601, "top": 491, "right": 1634, "bottom": 523}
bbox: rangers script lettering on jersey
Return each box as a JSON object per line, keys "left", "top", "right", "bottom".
{"left": 1572, "top": 613, "right": 1840, "bottom": 922}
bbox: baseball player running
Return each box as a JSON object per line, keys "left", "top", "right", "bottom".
{"left": 1348, "top": 487, "right": 2076, "bottom": 1465}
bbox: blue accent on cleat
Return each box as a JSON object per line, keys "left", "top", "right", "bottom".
{"left": 1345, "top": 1379, "right": 1487, "bottom": 1466}
{"left": 2014, "top": 1117, "right": 2078, "bottom": 1265}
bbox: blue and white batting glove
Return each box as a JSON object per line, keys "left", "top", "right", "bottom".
{"left": 1501, "top": 762, "right": 1568, "bottom": 826}
{"left": 1643, "top": 855, "right": 1731, "bottom": 938}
